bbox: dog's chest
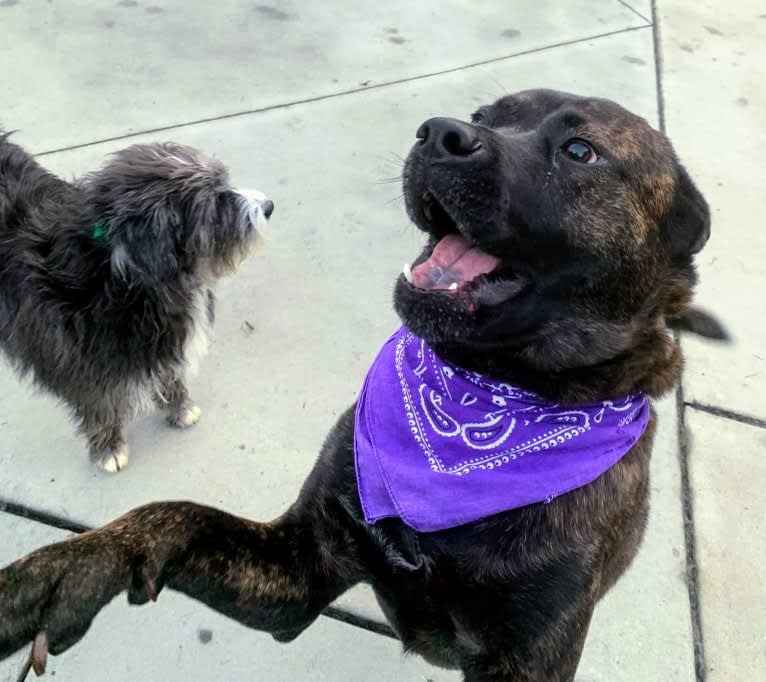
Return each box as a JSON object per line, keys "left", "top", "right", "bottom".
{"left": 183, "top": 289, "right": 213, "bottom": 378}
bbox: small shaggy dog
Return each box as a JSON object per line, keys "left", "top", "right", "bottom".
{"left": 0, "top": 134, "right": 273, "bottom": 471}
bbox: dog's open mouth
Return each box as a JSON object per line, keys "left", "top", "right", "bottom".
{"left": 398, "top": 189, "right": 528, "bottom": 312}
{"left": 402, "top": 190, "right": 509, "bottom": 301}
{"left": 404, "top": 234, "right": 499, "bottom": 293}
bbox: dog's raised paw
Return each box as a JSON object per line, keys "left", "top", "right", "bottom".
{"left": 168, "top": 404, "right": 202, "bottom": 429}
{"left": 94, "top": 443, "right": 130, "bottom": 473}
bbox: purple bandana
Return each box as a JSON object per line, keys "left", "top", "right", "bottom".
{"left": 354, "top": 327, "right": 650, "bottom": 532}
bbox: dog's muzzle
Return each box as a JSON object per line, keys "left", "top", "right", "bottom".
{"left": 237, "top": 189, "right": 275, "bottom": 232}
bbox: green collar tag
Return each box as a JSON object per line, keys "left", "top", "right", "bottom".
{"left": 92, "top": 219, "right": 107, "bottom": 241}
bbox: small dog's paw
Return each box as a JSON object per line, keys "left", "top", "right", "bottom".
{"left": 168, "top": 404, "right": 202, "bottom": 429}
{"left": 93, "top": 443, "right": 130, "bottom": 473}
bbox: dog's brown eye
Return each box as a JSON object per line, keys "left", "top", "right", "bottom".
{"left": 562, "top": 139, "right": 598, "bottom": 164}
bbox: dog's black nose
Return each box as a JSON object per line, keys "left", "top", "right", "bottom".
{"left": 262, "top": 199, "right": 274, "bottom": 219}
{"left": 416, "top": 117, "right": 481, "bottom": 159}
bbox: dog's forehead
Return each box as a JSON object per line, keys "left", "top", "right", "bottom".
{"left": 479, "top": 89, "right": 667, "bottom": 161}
{"left": 484, "top": 89, "right": 648, "bottom": 131}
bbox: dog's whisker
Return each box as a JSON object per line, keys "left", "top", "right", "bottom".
{"left": 374, "top": 153, "right": 408, "bottom": 171}
{"left": 384, "top": 193, "right": 406, "bottom": 207}
{"left": 472, "top": 67, "right": 509, "bottom": 99}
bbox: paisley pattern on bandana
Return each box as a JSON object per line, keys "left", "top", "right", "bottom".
{"left": 354, "top": 328, "right": 651, "bottom": 532}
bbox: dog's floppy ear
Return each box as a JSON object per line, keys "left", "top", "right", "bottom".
{"left": 667, "top": 306, "right": 731, "bottom": 342}
{"left": 106, "top": 205, "right": 182, "bottom": 283}
{"left": 662, "top": 163, "right": 711, "bottom": 260}
{"left": 83, "top": 142, "right": 223, "bottom": 283}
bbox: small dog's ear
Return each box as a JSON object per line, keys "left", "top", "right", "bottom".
{"left": 662, "top": 164, "right": 711, "bottom": 260}
{"left": 84, "top": 142, "right": 230, "bottom": 283}
{"left": 107, "top": 206, "right": 181, "bottom": 283}
{"left": 667, "top": 306, "right": 731, "bottom": 342}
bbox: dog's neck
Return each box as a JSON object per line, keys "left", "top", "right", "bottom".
{"left": 431, "top": 326, "right": 681, "bottom": 404}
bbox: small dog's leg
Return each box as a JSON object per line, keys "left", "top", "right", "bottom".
{"left": 91, "top": 442, "right": 130, "bottom": 474}
{"left": 0, "top": 501, "right": 363, "bottom": 667}
{"left": 78, "top": 410, "right": 129, "bottom": 473}
{"left": 155, "top": 375, "right": 201, "bottom": 429}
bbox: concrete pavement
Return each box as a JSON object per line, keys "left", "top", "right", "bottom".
{"left": 0, "top": 1, "right": 762, "bottom": 679}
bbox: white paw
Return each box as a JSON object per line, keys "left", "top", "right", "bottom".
{"left": 171, "top": 404, "right": 202, "bottom": 428}
{"left": 94, "top": 443, "right": 130, "bottom": 473}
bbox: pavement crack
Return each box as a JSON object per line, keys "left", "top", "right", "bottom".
{"left": 321, "top": 606, "right": 397, "bottom": 639}
{"left": 685, "top": 401, "right": 766, "bottom": 430}
{"left": 0, "top": 500, "right": 90, "bottom": 534}
{"left": 617, "top": 0, "right": 652, "bottom": 24}
{"left": 672, "top": 330, "right": 708, "bottom": 682}
{"left": 35, "top": 24, "right": 651, "bottom": 159}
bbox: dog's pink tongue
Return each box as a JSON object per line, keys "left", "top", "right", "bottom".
{"left": 411, "top": 234, "right": 499, "bottom": 290}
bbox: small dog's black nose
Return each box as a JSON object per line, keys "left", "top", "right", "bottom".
{"left": 416, "top": 117, "right": 481, "bottom": 159}
{"left": 262, "top": 199, "right": 274, "bottom": 219}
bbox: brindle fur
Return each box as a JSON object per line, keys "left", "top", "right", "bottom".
{"left": 0, "top": 90, "right": 723, "bottom": 681}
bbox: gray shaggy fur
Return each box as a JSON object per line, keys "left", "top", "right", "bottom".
{"left": 0, "top": 133, "right": 270, "bottom": 471}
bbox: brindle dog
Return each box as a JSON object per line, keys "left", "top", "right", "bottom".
{"left": 0, "top": 90, "right": 725, "bottom": 681}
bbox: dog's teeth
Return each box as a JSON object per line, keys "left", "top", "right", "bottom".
{"left": 403, "top": 263, "right": 413, "bottom": 284}
{"left": 448, "top": 282, "right": 459, "bottom": 291}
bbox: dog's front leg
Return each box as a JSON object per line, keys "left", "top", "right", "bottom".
{"left": 77, "top": 405, "right": 130, "bottom": 472}
{"left": 457, "top": 585, "right": 594, "bottom": 682}
{"left": 0, "top": 501, "right": 361, "bottom": 673}
{"left": 154, "top": 374, "right": 202, "bottom": 428}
